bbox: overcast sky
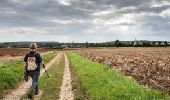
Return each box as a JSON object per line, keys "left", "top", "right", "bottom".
{"left": 0, "top": 0, "right": 170, "bottom": 42}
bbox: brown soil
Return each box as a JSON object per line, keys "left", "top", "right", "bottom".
{"left": 74, "top": 48, "right": 170, "bottom": 95}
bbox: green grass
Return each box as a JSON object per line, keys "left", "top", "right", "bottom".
{"left": 0, "top": 51, "right": 57, "bottom": 99}
{"left": 39, "top": 54, "right": 65, "bottom": 100}
{"left": 42, "top": 52, "right": 57, "bottom": 64}
{"left": 0, "top": 59, "right": 24, "bottom": 99}
{"left": 69, "top": 57, "right": 88, "bottom": 100}
{"left": 67, "top": 52, "right": 169, "bottom": 100}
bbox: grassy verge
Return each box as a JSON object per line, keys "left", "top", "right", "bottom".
{"left": 42, "top": 52, "right": 57, "bottom": 64}
{"left": 69, "top": 57, "right": 88, "bottom": 100}
{"left": 39, "top": 54, "right": 64, "bottom": 100}
{"left": 0, "top": 51, "right": 57, "bottom": 99}
{"left": 67, "top": 52, "right": 169, "bottom": 100}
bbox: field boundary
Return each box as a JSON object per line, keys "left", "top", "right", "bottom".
{"left": 68, "top": 53, "right": 88, "bottom": 100}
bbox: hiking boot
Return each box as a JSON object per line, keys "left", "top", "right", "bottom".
{"left": 28, "top": 93, "right": 33, "bottom": 99}
{"left": 24, "top": 75, "right": 28, "bottom": 82}
{"left": 35, "top": 91, "right": 38, "bottom": 95}
{"left": 35, "top": 86, "right": 39, "bottom": 95}
{"left": 28, "top": 89, "right": 33, "bottom": 99}
{"left": 24, "top": 71, "right": 29, "bottom": 82}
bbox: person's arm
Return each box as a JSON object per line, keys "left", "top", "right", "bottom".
{"left": 36, "top": 53, "right": 42, "bottom": 63}
{"left": 39, "top": 54, "right": 42, "bottom": 63}
{"left": 24, "top": 53, "right": 28, "bottom": 62}
{"left": 24, "top": 53, "right": 28, "bottom": 71}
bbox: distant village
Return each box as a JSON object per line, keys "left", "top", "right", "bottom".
{"left": 114, "top": 40, "right": 170, "bottom": 46}
{"left": 61, "top": 39, "right": 170, "bottom": 48}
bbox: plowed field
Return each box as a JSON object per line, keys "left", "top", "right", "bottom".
{"left": 74, "top": 48, "right": 170, "bottom": 95}
{"left": 0, "top": 48, "right": 48, "bottom": 57}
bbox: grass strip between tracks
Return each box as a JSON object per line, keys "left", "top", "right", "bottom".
{"left": 67, "top": 52, "right": 169, "bottom": 100}
{"left": 38, "top": 54, "right": 64, "bottom": 100}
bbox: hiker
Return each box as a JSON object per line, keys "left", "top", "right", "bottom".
{"left": 24, "top": 43, "right": 42, "bottom": 98}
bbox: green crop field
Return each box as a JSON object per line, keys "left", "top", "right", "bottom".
{"left": 0, "top": 59, "right": 24, "bottom": 98}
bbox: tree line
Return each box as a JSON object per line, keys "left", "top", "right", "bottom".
{"left": 0, "top": 42, "right": 61, "bottom": 48}
{"left": 0, "top": 40, "right": 169, "bottom": 48}
{"left": 87, "top": 40, "right": 169, "bottom": 48}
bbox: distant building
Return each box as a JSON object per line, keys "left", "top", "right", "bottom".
{"left": 161, "top": 42, "right": 165, "bottom": 45}
{"left": 134, "top": 38, "right": 137, "bottom": 45}
{"left": 71, "top": 41, "right": 74, "bottom": 48}
{"left": 168, "top": 42, "right": 170, "bottom": 45}
{"left": 60, "top": 45, "right": 68, "bottom": 48}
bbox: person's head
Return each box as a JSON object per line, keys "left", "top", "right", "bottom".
{"left": 29, "top": 43, "right": 37, "bottom": 50}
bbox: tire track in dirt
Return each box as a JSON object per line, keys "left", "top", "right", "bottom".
{"left": 3, "top": 52, "right": 62, "bottom": 100}
{"left": 59, "top": 53, "right": 74, "bottom": 100}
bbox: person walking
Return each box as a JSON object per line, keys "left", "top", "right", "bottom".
{"left": 24, "top": 43, "right": 42, "bottom": 98}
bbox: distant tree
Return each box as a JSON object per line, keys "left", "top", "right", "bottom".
{"left": 152, "top": 41, "right": 156, "bottom": 46}
{"left": 142, "top": 41, "right": 151, "bottom": 47}
{"left": 115, "top": 40, "right": 121, "bottom": 47}
{"left": 13, "top": 44, "right": 19, "bottom": 48}
{"left": 164, "top": 41, "right": 168, "bottom": 46}
{"left": 158, "top": 41, "right": 161, "bottom": 45}
{"left": 85, "top": 41, "right": 89, "bottom": 48}
{"left": 0, "top": 43, "right": 3, "bottom": 48}
{"left": 131, "top": 42, "right": 134, "bottom": 46}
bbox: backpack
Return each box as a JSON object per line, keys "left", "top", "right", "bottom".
{"left": 27, "top": 52, "right": 37, "bottom": 71}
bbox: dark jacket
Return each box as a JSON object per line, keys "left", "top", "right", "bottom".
{"left": 24, "top": 50, "right": 42, "bottom": 72}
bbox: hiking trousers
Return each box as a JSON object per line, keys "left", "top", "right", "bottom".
{"left": 30, "top": 71, "right": 40, "bottom": 92}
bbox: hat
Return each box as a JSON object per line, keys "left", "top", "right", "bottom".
{"left": 29, "top": 43, "right": 37, "bottom": 49}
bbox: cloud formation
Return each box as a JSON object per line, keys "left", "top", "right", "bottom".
{"left": 0, "top": 0, "right": 170, "bottom": 42}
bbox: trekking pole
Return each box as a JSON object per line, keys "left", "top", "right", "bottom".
{"left": 42, "top": 63, "right": 49, "bottom": 78}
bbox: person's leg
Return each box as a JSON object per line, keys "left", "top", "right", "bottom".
{"left": 24, "top": 64, "right": 29, "bottom": 82}
{"left": 28, "top": 71, "right": 40, "bottom": 98}
{"left": 24, "top": 71, "right": 28, "bottom": 82}
{"left": 28, "top": 72, "right": 34, "bottom": 98}
{"left": 35, "top": 85, "right": 39, "bottom": 95}
{"left": 32, "top": 71, "right": 40, "bottom": 94}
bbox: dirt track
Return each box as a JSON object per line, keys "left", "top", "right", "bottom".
{"left": 3, "top": 52, "right": 62, "bottom": 100}
{"left": 59, "top": 53, "right": 74, "bottom": 100}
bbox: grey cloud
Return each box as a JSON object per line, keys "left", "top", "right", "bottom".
{"left": 141, "top": 15, "right": 170, "bottom": 31}
{"left": 0, "top": 0, "right": 170, "bottom": 41}
{"left": 0, "top": 0, "right": 92, "bottom": 27}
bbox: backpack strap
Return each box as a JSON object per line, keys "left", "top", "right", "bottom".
{"left": 28, "top": 51, "right": 36, "bottom": 57}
